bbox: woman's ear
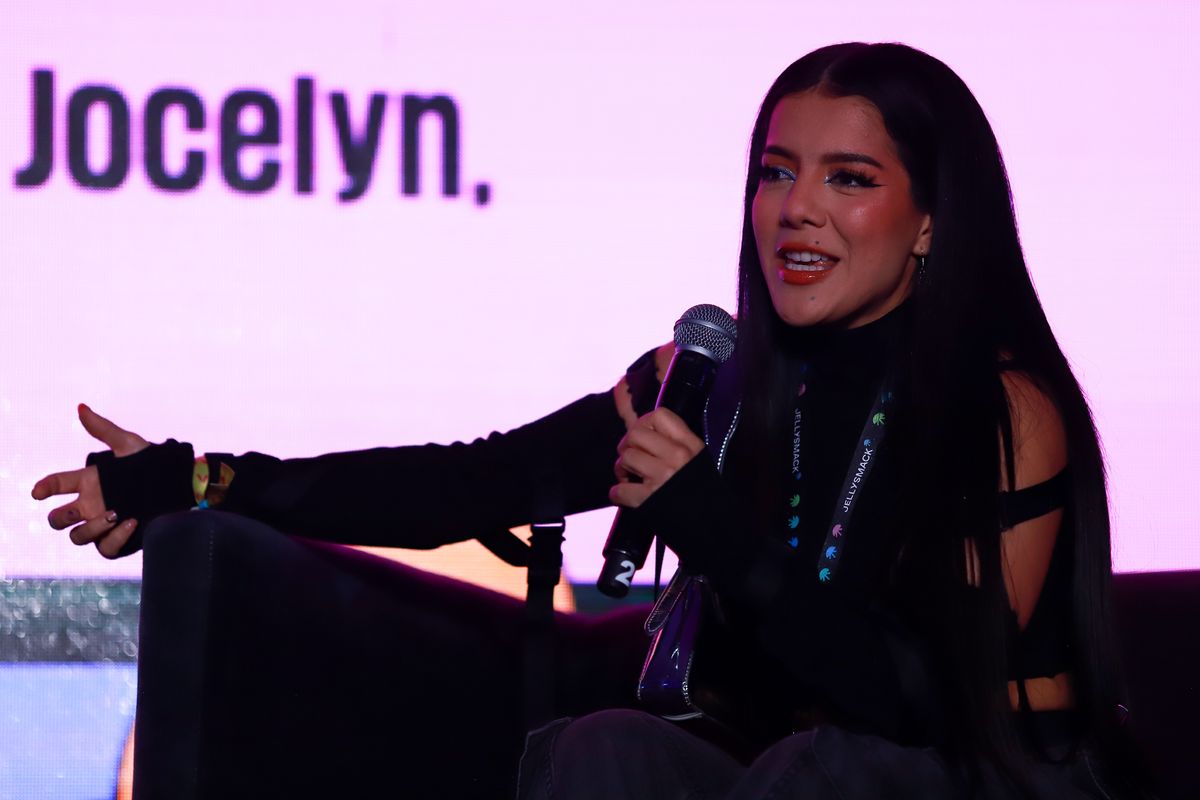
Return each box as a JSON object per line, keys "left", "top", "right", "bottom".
{"left": 914, "top": 213, "right": 933, "bottom": 257}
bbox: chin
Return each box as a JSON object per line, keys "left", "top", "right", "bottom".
{"left": 772, "top": 304, "right": 832, "bottom": 329}
{"left": 768, "top": 291, "right": 839, "bottom": 329}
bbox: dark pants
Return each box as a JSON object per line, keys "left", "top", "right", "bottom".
{"left": 516, "top": 709, "right": 1118, "bottom": 800}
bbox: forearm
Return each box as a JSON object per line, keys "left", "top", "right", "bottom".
{"left": 93, "top": 390, "right": 626, "bottom": 549}
{"left": 217, "top": 390, "right": 626, "bottom": 545}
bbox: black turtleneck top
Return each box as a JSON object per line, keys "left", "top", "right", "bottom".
{"left": 759, "top": 305, "right": 907, "bottom": 598}
{"left": 636, "top": 306, "right": 938, "bottom": 742}
{"left": 633, "top": 304, "right": 1072, "bottom": 744}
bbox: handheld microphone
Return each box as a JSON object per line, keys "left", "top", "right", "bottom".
{"left": 596, "top": 304, "right": 737, "bottom": 598}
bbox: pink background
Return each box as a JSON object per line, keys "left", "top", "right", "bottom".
{"left": 2, "top": 0, "right": 1198, "bottom": 583}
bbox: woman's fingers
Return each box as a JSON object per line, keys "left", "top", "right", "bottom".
{"left": 608, "top": 480, "right": 653, "bottom": 509}
{"left": 616, "top": 442, "right": 682, "bottom": 485}
{"left": 66, "top": 514, "right": 137, "bottom": 558}
{"left": 611, "top": 408, "right": 705, "bottom": 508}
{"left": 68, "top": 511, "right": 119, "bottom": 545}
{"left": 32, "top": 465, "right": 105, "bottom": 523}
{"left": 613, "top": 428, "right": 679, "bottom": 482}
{"left": 31, "top": 468, "right": 83, "bottom": 501}
{"left": 614, "top": 427, "right": 671, "bottom": 479}
{"left": 614, "top": 409, "right": 704, "bottom": 475}
{"left": 95, "top": 519, "right": 138, "bottom": 560}
{"left": 78, "top": 404, "right": 149, "bottom": 457}
{"left": 30, "top": 407, "right": 144, "bottom": 555}
{"left": 630, "top": 424, "right": 699, "bottom": 463}
{"left": 641, "top": 407, "right": 702, "bottom": 451}
{"left": 31, "top": 407, "right": 147, "bottom": 505}
{"left": 48, "top": 499, "right": 88, "bottom": 531}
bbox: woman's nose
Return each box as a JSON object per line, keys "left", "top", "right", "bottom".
{"left": 780, "top": 178, "right": 825, "bottom": 229}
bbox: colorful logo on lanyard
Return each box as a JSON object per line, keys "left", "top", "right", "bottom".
{"left": 788, "top": 369, "right": 893, "bottom": 586}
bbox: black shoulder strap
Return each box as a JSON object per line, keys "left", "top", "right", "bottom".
{"left": 999, "top": 468, "right": 1069, "bottom": 529}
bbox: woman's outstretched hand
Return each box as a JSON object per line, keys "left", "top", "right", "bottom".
{"left": 30, "top": 404, "right": 150, "bottom": 558}
{"left": 609, "top": 407, "right": 704, "bottom": 509}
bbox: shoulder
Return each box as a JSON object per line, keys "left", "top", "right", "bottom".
{"left": 997, "top": 368, "right": 1068, "bottom": 491}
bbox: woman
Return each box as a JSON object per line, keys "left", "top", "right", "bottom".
{"left": 517, "top": 43, "right": 1148, "bottom": 798}
{"left": 34, "top": 43, "right": 1144, "bottom": 798}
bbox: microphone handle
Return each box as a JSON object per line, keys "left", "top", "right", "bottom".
{"left": 655, "top": 348, "right": 719, "bottom": 435}
{"left": 595, "top": 513, "right": 646, "bottom": 597}
{"left": 596, "top": 349, "right": 719, "bottom": 598}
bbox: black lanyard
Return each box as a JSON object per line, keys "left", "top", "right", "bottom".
{"left": 786, "top": 369, "right": 894, "bottom": 584}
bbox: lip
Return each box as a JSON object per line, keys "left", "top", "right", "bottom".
{"left": 778, "top": 267, "right": 836, "bottom": 285}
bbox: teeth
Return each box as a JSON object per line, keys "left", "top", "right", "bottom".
{"left": 782, "top": 250, "right": 837, "bottom": 270}
{"left": 784, "top": 250, "right": 834, "bottom": 263}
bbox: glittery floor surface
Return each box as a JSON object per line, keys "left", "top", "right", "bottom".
{"left": 0, "top": 579, "right": 140, "bottom": 798}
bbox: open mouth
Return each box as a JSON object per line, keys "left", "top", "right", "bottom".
{"left": 781, "top": 249, "right": 839, "bottom": 271}
{"left": 777, "top": 248, "right": 839, "bottom": 284}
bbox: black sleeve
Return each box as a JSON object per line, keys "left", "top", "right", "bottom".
{"left": 637, "top": 452, "right": 942, "bottom": 743}
{"left": 216, "top": 391, "right": 625, "bottom": 546}
{"left": 91, "top": 390, "right": 627, "bottom": 550}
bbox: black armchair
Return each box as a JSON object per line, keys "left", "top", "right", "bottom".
{"left": 131, "top": 511, "right": 647, "bottom": 799}
{"left": 129, "top": 511, "right": 1199, "bottom": 799}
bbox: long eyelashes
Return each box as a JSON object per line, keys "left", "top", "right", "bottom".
{"left": 825, "top": 168, "right": 880, "bottom": 188}
{"left": 760, "top": 164, "right": 795, "bottom": 183}
{"left": 759, "top": 164, "right": 880, "bottom": 189}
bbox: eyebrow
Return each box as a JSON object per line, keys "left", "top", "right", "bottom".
{"left": 763, "top": 145, "right": 884, "bottom": 170}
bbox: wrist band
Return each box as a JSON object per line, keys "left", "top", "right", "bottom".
{"left": 192, "top": 456, "right": 210, "bottom": 507}
{"left": 192, "top": 455, "right": 235, "bottom": 510}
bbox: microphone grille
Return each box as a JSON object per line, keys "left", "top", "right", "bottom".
{"left": 674, "top": 304, "right": 737, "bottom": 364}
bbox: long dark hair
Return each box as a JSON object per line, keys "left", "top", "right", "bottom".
{"left": 734, "top": 43, "right": 1143, "bottom": 792}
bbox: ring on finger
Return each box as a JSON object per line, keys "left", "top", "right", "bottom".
{"left": 68, "top": 513, "right": 118, "bottom": 545}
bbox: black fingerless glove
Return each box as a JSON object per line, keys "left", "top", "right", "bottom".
{"left": 86, "top": 439, "right": 196, "bottom": 555}
{"left": 625, "top": 347, "right": 663, "bottom": 416}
